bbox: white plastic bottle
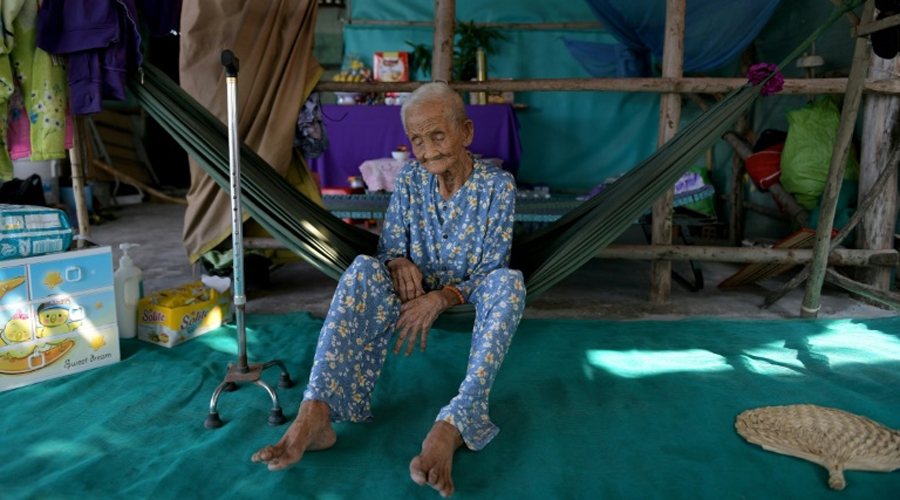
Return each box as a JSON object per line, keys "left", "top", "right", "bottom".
{"left": 114, "top": 243, "right": 143, "bottom": 339}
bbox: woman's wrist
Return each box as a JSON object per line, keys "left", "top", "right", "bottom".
{"left": 442, "top": 286, "right": 465, "bottom": 306}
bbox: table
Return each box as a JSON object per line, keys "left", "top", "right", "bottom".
{"left": 309, "top": 104, "right": 521, "bottom": 188}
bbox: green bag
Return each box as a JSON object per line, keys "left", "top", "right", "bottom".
{"left": 780, "top": 97, "right": 860, "bottom": 210}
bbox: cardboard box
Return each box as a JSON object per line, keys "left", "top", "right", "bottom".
{"left": 0, "top": 246, "right": 120, "bottom": 392}
{"left": 373, "top": 52, "right": 409, "bottom": 82}
{"left": 137, "top": 282, "right": 232, "bottom": 348}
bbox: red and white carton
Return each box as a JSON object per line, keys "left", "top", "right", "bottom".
{"left": 373, "top": 52, "right": 409, "bottom": 82}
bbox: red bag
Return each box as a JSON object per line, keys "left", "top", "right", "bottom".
{"left": 745, "top": 143, "right": 784, "bottom": 190}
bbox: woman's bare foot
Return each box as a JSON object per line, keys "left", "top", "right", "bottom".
{"left": 251, "top": 399, "right": 336, "bottom": 470}
{"left": 409, "top": 421, "right": 465, "bottom": 497}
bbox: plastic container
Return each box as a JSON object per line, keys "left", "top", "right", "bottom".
{"left": 60, "top": 184, "right": 94, "bottom": 214}
{"left": 114, "top": 243, "right": 143, "bottom": 338}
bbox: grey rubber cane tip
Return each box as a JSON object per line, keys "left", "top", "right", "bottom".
{"left": 268, "top": 408, "right": 287, "bottom": 426}
{"left": 204, "top": 411, "right": 224, "bottom": 429}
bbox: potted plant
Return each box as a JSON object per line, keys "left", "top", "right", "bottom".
{"left": 407, "top": 20, "right": 506, "bottom": 81}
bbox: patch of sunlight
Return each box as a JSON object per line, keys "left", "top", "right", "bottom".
{"left": 741, "top": 342, "right": 807, "bottom": 376}
{"left": 28, "top": 439, "right": 101, "bottom": 459}
{"left": 806, "top": 320, "right": 900, "bottom": 366}
{"left": 585, "top": 349, "right": 733, "bottom": 378}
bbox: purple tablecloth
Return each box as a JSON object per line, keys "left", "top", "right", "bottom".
{"left": 309, "top": 104, "right": 521, "bottom": 188}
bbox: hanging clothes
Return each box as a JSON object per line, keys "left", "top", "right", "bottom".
{"left": 0, "top": 0, "right": 72, "bottom": 180}
{"left": 8, "top": 0, "right": 72, "bottom": 163}
{"left": 179, "top": 0, "right": 324, "bottom": 263}
{"left": 0, "top": 0, "right": 27, "bottom": 176}
{"left": 35, "top": 0, "right": 141, "bottom": 115}
{"left": 35, "top": 0, "right": 182, "bottom": 115}
{"left": 295, "top": 92, "right": 329, "bottom": 160}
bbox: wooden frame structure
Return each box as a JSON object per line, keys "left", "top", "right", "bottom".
{"left": 311, "top": 0, "right": 900, "bottom": 316}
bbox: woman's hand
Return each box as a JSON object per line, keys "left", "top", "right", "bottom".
{"left": 393, "top": 289, "right": 458, "bottom": 356}
{"left": 386, "top": 257, "right": 425, "bottom": 302}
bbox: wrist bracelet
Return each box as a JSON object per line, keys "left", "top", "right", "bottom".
{"left": 444, "top": 286, "right": 465, "bottom": 305}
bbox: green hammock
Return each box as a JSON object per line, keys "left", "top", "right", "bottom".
{"left": 128, "top": 1, "right": 860, "bottom": 303}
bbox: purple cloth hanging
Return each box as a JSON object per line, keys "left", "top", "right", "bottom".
{"left": 309, "top": 104, "right": 522, "bottom": 189}
{"left": 36, "top": 0, "right": 182, "bottom": 115}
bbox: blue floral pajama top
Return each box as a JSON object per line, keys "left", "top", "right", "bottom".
{"left": 374, "top": 158, "right": 517, "bottom": 298}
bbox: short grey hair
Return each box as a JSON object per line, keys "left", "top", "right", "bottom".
{"left": 400, "top": 81, "right": 468, "bottom": 134}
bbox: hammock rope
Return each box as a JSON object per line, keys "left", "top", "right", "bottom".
{"left": 127, "top": 0, "right": 863, "bottom": 302}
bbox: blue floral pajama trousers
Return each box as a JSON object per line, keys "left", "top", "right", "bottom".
{"left": 303, "top": 254, "right": 525, "bottom": 450}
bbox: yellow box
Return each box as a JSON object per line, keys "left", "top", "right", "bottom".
{"left": 137, "top": 282, "right": 232, "bottom": 348}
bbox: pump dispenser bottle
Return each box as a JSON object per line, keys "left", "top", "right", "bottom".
{"left": 114, "top": 243, "right": 143, "bottom": 338}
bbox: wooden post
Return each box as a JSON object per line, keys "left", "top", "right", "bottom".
{"left": 92, "top": 159, "right": 186, "bottom": 205}
{"left": 729, "top": 50, "right": 754, "bottom": 246}
{"left": 825, "top": 268, "right": 900, "bottom": 310}
{"left": 314, "top": 76, "right": 900, "bottom": 95}
{"left": 650, "top": 0, "right": 685, "bottom": 304}
{"left": 768, "top": 183, "right": 811, "bottom": 227}
{"left": 68, "top": 116, "right": 91, "bottom": 247}
{"left": 856, "top": 45, "right": 900, "bottom": 296}
{"left": 432, "top": 0, "right": 455, "bottom": 82}
{"left": 763, "top": 146, "right": 900, "bottom": 309}
{"left": 800, "top": 0, "right": 875, "bottom": 318}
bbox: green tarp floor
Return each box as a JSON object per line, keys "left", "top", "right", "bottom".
{"left": 3, "top": 312, "right": 899, "bottom": 499}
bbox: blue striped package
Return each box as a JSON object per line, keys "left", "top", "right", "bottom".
{"left": 0, "top": 205, "right": 74, "bottom": 260}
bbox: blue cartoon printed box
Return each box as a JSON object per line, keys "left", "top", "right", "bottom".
{"left": 0, "top": 246, "right": 120, "bottom": 392}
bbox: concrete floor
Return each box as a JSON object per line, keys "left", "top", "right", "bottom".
{"left": 89, "top": 202, "right": 896, "bottom": 321}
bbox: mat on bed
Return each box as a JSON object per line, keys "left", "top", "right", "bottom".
{"left": 3, "top": 312, "right": 899, "bottom": 499}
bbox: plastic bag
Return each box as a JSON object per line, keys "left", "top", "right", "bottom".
{"left": 780, "top": 97, "right": 859, "bottom": 210}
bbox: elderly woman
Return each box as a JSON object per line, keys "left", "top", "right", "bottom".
{"left": 252, "top": 82, "right": 525, "bottom": 498}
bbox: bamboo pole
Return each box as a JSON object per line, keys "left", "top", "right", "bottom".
{"left": 856, "top": 47, "right": 900, "bottom": 297}
{"left": 596, "top": 245, "right": 897, "bottom": 266}
{"left": 68, "top": 116, "right": 91, "bottom": 247}
{"left": 825, "top": 268, "right": 900, "bottom": 310}
{"left": 763, "top": 116, "right": 900, "bottom": 310}
{"left": 768, "top": 184, "right": 811, "bottom": 226}
{"left": 729, "top": 51, "right": 753, "bottom": 246}
{"left": 800, "top": 0, "right": 875, "bottom": 318}
{"left": 827, "top": 0, "right": 862, "bottom": 26}
{"left": 650, "top": 0, "right": 685, "bottom": 304}
{"left": 729, "top": 124, "right": 747, "bottom": 245}
{"left": 432, "top": 0, "right": 455, "bottom": 82}
{"left": 345, "top": 19, "right": 605, "bottom": 30}
{"left": 92, "top": 159, "right": 187, "bottom": 205}
{"left": 854, "top": 13, "right": 900, "bottom": 37}
{"left": 241, "top": 236, "right": 896, "bottom": 267}
{"left": 313, "top": 77, "right": 900, "bottom": 94}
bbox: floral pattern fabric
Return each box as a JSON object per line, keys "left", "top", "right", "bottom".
{"left": 304, "top": 159, "right": 525, "bottom": 450}
{"left": 0, "top": 0, "right": 71, "bottom": 179}
{"left": 374, "top": 159, "right": 517, "bottom": 301}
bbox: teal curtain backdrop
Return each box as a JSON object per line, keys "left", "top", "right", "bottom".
{"left": 342, "top": 2, "right": 668, "bottom": 192}
{"left": 349, "top": 0, "right": 599, "bottom": 24}
{"left": 341, "top": 0, "right": 860, "bottom": 216}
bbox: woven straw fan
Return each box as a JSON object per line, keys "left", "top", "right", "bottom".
{"left": 735, "top": 404, "right": 900, "bottom": 490}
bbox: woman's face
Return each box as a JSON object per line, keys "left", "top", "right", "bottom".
{"left": 405, "top": 99, "right": 473, "bottom": 177}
